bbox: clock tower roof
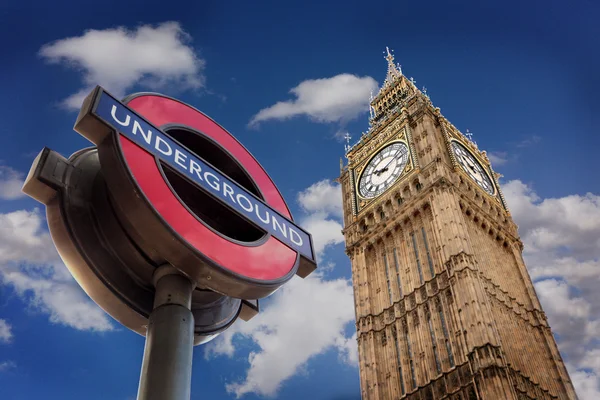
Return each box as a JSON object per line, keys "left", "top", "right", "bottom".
{"left": 369, "top": 47, "right": 419, "bottom": 112}
{"left": 344, "top": 48, "right": 423, "bottom": 159}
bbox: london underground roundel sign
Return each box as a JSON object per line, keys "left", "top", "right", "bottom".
{"left": 74, "top": 86, "right": 316, "bottom": 299}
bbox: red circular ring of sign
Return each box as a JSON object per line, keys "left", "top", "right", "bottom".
{"left": 120, "top": 94, "right": 297, "bottom": 281}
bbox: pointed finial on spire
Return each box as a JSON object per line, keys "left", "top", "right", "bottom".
{"left": 422, "top": 86, "right": 427, "bottom": 95}
{"left": 465, "top": 129, "right": 476, "bottom": 146}
{"left": 410, "top": 77, "right": 416, "bottom": 86}
{"left": 344, "top": 132, "right": 351, "bottom": 144}
{"left": 385, "top": 46, "right": 394, "bottom": 61}
{"left": 382, "top": 47, "right": 402, "bottom": 87}
{"left": 344, "top": 132, "right": 352, "bottom": 154}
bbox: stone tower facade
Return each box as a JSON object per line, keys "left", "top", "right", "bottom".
{"left": 338, "top": 49, "right": 577, "bottom": 400}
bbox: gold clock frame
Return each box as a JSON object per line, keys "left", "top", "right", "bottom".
{"left": 354, "top": 139, "right": 414, "bottom": 201}
{"left": 449, "top": 138, "right": 497, "bottom": 197}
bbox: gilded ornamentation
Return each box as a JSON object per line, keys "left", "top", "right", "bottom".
{"left": 338, "top": 48, "right": 576, "bottom": 400}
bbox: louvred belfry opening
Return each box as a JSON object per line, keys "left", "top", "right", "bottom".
{"left": 338, "top": 48, "right": 578, "bottom": 400}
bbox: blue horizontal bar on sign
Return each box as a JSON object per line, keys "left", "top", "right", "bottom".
{"left": 93, "top": 90, "right": 315, "bottom": 263}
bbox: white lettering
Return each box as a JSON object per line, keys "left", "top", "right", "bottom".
{"left": 272, "top": 217, "right": 288, "bottom": 238}
{"left": 204, "top": 172, "right": 220, "bottom": 191}
{"left": 223, "top": 182, "right": 236, "bottom": 203}
{"left": 155, "top": 136, "right": 173, "bottom": 156}
{"left": 174, "top": 149, "right": 187, "bottom": 169}
{"left": 236, "top": 193, "right": 254, "bottom": 212}
{"left": 255, "top": 206, "right": 270, "bottom": 224}
{"left": 132, "top": 120, "right": 152, "bottom": 145}
{"left": 111, "top": 105, "right": 131, "bottom": 126}
{"left": 189, "top": 160, "right": 203, "bottom": 180}
{"left": 289, "top": 228, "right": 303, "bottom": 246}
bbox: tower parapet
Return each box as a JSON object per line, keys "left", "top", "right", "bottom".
{"left": 339, "top": 48, "right": 577, "bottom": 400}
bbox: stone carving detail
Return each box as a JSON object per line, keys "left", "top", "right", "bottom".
{"left": 337, "top": 50, "right": 576, "bottom": 400}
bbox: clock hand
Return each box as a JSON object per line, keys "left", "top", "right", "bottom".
{"left": 374, "top": 167, "right": 389, "bottom": 176}
{"left": 463, "top": 157, "right": 483, "bottom": 179}
{"left": 461, "top": 154, "right": 475, "bottom": 169}
{"left": 378, "top": 154, "right": 399, "bottom": 173}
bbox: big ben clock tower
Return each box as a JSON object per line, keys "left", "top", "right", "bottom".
{"left": 339, "top": 48, "right": 577, "bottom": 399}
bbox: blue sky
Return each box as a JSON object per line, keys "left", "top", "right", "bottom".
{"left": 0, "top": 0, "right": 599, "bottom": 399}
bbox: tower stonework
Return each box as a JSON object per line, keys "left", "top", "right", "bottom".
{"left": 339, "top": 49, "right": 577, "bottom": 400}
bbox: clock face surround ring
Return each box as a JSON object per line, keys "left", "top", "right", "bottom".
{"left": 358, "top": 141, "right": 410, "bottom": 199}
{"left": 451, "top": 140, "right": 495, "bottom": 195}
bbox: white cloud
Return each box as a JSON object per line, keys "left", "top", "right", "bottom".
{"left": 515, "top": 135, "right": 542, "bottom": 148}
{"left": 39, "top": 21, "right": 205, "bottom": 110}
{"left": 0, "top": 209, "right": 113, "bottom": 332}
{"left": 568, "top": 365, "right": 600, "bottom": 400}
{"left": 300, "top": 213, "right": 344, "bottom": 259}
{"left": 297, "top": 179, "right": 345, "bottom": 261}
{"left": 206, "top": 272, "right": 356, "bottom": 398}
{"left": 298, "top": 179, "right": 343, "bottom": 218}
{"left": 504, "top": 180, "right": 600, "bottom": 258}
{"left": 504, "top": 180, "right": 600, "bottom": 399}
{"left": 486, "top": 151, "right": 508, "bottom": 166}
{"left": 335, "top": 332, "right": 359, "bottom": 365}
{"left": 0, "top": 361, "right": 16, "bottom": 372}
{"left": 0, "top": 166, "right": 25, "bottom": 200}
{"left": 0, "top": 319, "right": 12, "bottom": 343}
{"left": 204, "top": 179, "right": 356, "bottom": 398}
{"left": 249, "top": 74, "right": 378, "bottom": 127}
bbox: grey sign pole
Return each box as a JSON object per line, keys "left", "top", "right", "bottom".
{"left": 137, "top": 265, "right": 196, "bottom": 400}
{"left": 21, "top": 87, "right": 318, "bottom": 400}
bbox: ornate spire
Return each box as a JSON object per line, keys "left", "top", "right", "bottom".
{"left": 382, "top": 47, "right": 402, "bottom": 88}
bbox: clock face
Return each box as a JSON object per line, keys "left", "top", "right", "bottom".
{"left": 451, "top": 141, "right": 495, "bottom": 195}
{"left": 358, "top": 142, "right": 409, "bottom": 198}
